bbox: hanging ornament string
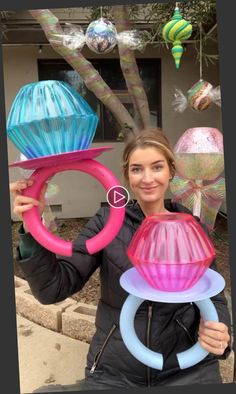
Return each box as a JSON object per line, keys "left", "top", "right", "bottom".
{"left": 172, "top": 20, "right": 221, "bottom": 112}
{"left": 100, "top": 6, "right": 103, "bottom": 18}
{"left": 199, "top": 22, "right": 203, "bottom": 81}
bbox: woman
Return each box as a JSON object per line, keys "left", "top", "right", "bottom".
{"left": 11, "top": 128, "right": 231, "bottom": 391}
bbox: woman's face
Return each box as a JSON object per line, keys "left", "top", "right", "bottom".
{"left": 127, "top": 146, "right": 171, "bottom": 204}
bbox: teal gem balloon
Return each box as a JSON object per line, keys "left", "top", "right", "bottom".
{"left": 7, "top": 80, "right": 98, "bottom": 158}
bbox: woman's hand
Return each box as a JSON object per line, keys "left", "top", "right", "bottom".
{"left": 198, "top": 318, "right": 230, "bottom": 355}
{"left": 10, "top": 179, "right": 47, "bottom": 226}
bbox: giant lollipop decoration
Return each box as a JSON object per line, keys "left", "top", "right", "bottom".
{"left": 119, "top": 212, "right": 225, "bottom": 370}
{"left": 8, "top": 80, "right": 126, "bottom": 256}
{"left": 162, "top": 3, "right": 193, "bottom": 69}
{"left": 170, "top": 127, "right": 226, "bottom": 230}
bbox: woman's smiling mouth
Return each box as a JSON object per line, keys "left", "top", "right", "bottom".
{"left": 140, "top": 186, "right": 157, "bottom": 192}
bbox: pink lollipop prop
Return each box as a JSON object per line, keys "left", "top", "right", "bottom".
{"left": 171, "top": 127, "right": 225, "bottom": 228}
{"left": 174, "top": 127, "right": 224, "bottom": 181}
{"left": 22, "top": 159, "right": 125, "bottom": 256}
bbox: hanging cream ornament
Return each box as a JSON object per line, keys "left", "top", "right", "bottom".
{"left": 162, "top": 4, "right": 192, "bottom": 69}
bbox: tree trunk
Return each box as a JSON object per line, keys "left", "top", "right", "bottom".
{"left": 113, "top": 5, "right": 151, "bottom": 130}
{"left": 30, "top": 9, "right": 138, "bottom": 136}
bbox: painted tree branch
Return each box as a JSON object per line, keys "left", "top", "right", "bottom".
{"left": 30, "top": 9, "right": 138, "bottom": 135}
{"left": 113, "top": 5, "right": 151, "bottom": 130}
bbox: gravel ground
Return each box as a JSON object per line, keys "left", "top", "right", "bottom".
{"left": 11, "top": 213, "right": 235, "bottom": 383}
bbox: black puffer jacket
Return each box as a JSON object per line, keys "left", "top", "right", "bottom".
{"left": 16, "top": 200, "right": 231, "bottom": 388}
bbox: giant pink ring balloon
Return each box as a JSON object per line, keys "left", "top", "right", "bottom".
{"left": 22, "top": 159, "right": 125, "bottom": 256}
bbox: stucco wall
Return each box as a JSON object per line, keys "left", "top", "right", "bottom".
{"left": 3, "top": 41, "right": 226, "bottom": 219}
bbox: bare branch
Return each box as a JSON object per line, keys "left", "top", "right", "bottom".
{"left": 30, "top": 9, "right": 138, "bottom": 135}
{"left": 113, "top": 5, "right": 151, "bottom": 130}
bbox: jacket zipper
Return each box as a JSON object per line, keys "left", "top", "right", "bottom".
{"left": 146, "top": 301, "right": 153, "bottom": 387}
{"left": 90, "top": 323, "right": 117, "bottom": 374}
{"left": 175, "top": 318, "right": 195, "bottom": 345}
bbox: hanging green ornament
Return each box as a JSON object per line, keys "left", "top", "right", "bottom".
{"left": 162, "top": 4, "right": 193, "bottom": 69}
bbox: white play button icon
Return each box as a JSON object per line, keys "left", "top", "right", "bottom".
{"left": 106, "top": 186, "right": 130, "bottom": 208}
{"left": 114, "top": 190, "right": 126, "bottom": 204}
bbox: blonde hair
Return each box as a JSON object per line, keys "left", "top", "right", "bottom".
{"left": 122, "top": 128, "right": 176, "bottom": 183}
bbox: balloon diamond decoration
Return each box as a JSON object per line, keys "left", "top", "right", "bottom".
{"left": 7, "top": 80, "right": 125, "bottom": 257}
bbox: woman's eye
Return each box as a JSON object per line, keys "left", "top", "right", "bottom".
{"left": 153, "top": 165, "right": 163, "bottom": 171}
{"left": 130, "top": 167, "right": 142, "bottom": 173}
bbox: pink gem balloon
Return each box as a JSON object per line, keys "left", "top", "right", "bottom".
{"left": 127, "top": 213, "right": 215, "bottom": 292}
{"left": 174, "top": 127, "right": 224, "bottom": 180}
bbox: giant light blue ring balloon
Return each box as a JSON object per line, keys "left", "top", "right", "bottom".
{"left": 120, "top": 295, "right": 218, "bottom": 370}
